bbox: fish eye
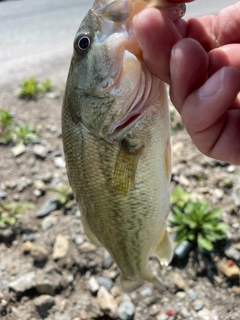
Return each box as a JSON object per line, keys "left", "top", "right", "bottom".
{"left": 78, "top": 36, "right": 90, "bottom": 51}
{"left": 74, "top": 31, "right": 92, "bottom": 53}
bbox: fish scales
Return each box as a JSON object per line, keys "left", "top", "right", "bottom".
{"left": 62, "top": 0, "right": 185, "bottom": 291}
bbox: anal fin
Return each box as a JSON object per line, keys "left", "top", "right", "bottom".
{"left": 153, "top": 229, "right": 173, "bottom": 266}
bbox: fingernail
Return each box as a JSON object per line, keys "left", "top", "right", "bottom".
{"left": 198, "top": 68, "right": 225, "bottom": 100}
{"left": 170, "top": 47, "right": 181, "bottom": 80}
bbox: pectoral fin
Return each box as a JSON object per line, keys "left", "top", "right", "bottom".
{"left": 113, "top": 141, "right": 143, "bottom": 196}
{"left": 153, "top": 229, "right": 173, "bottom": 266}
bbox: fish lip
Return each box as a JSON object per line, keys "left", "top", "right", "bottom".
{"left": 109, "top": 65, "right": 152, "bottom": 134}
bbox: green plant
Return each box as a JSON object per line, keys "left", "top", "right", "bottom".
{"left": 0, "top": 109, "right": 40, "bottom": 145}
{"left": 48, "top": 185, "right": 73, "bottom": 205}
{"left": 16, "top": 77, "right": 54, "bottom": 99}
{"left": 0, "top": 202, "right": 33, "bottom": 227}
{"left": 169, "top": 198, "right": 229, "bottom": 252}
{"left": 170, "top": 185, "right": 189, "bottom": 208}
{"left": 10, "top": 122, "right": 40, "bottom": 144}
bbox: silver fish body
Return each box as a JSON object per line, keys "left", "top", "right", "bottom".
{"left": 62, "top": 0, "right": 181, "bottom": 291}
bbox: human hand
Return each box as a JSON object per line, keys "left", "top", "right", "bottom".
{"left": 133, "top": 2, "right": 240, "bottom": 164}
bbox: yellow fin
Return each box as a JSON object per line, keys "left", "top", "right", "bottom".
{"left": 153, "top": 230, "right": 173, "bottom": 266}
{"left": 113, "top": 143, "right": 143, "bottom": 196}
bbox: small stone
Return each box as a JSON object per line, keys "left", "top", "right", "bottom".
{"left": 157, "top": 313, "right": 168, "bottom": 320}
{"left": 97, "top": 286, "right": 118, "bottom": 318}
{"left": 22, "top": 233, "right": 36, "bottom": 242}
{"left": 33, "top": 180, "right": 46, "bottom": 192}
{"left": 79, "top": 310, "right": 88, "bottom": 320}
{"left": 89, "top": 276, "right": 99, "bottom": 294}
{"left": 79, "top": 242, "right": 97, "bottom": 253}
{"left": 54, "top": 156, "right": 65, "bottom": 168}
{"left": 232, "top": 286, "right": 240, "bottom": 295}
{"left": 11, "top": 144, "right": 26, "bottom": 157}
{"left": 176, "top": 291, "right": 186, "bottom": 300}
{"left": 173, "top": 272, "right": 186, "bottom": 291}
{"left": 52, "top": 235, "right": 69, "bottom": 260}
{"left": 0, "top": 190, "right": 7, "bottom": 199}
{"left": 140, "top": 287, "right": 153, "bottom": 297}
{"left": 33, "top": 189, "right": 42, "bottom": 197}
{"left": 8, "top": 272, "right": 36, "bottom": 296}
{"left": 188, "top": 289, "right": 197, "bottom": 301}
{"left": 46, "top": 92, "right": 61, "bottom": 99}
{"left": 103, "top": 250, "right": 114, "bottom": 269}
{"left": 35, "top": 279, "right": 56, "bottom": 296}
{"left": 224, "top": 247, "right": 240, "bottom": 265}
{"left": 227, "top": 165, "right": 236, "bottom": 173}
{"left": 217, "top": 261, "right": 240, "bottom": 279}
{"left": 0, "top": 228, "right": 16, "bottom": 244}
{"left": 1, "top": 299, "right": 8, "bottom": 307}
{"left": 41, "top": 215, "right": 57, "bottom": 231}
{"left": 42, "top": 172, "right": 53, "bottom": 183}
{"left": 72, "top": 234, "right": 84, "bottom": 246}
{"left": 30, "top": 245, "right": 49, "bottom": 262}
{"left": 36, "top": 199, "right": 59, "bottom": 218}
{"left": 193, "top": 299, "right": 204, "bottom": 311}
{"left": 117, "top": 296, "right": 135, "bottom": 320}
{"left": 174, "top": 241, "right": 191, "bottom": 259}
{"left": 97, "top": 276, "right": 114, "bottom": 291}
{"left": 22, "top": 240, "right": 34, "bottom": 253}
{"left": 34, "top": 295, "right": 55, "bottom": 318}
{"left": 33, "top": 144, "right": 48, "bottom": 159}
{"left": 198, "top": 308, "right": 218, "bottom": 320}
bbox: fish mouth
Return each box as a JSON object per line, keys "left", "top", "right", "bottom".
{"left": 109, "top": 64, "right": 152, "bottom": 133}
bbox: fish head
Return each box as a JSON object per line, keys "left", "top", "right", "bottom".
{"left": 65, "top": 0, "right": 159, "bottom": 142}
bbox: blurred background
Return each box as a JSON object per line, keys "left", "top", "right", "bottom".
{"left": 0, "top": 0, "right": 239, "bottom": 96}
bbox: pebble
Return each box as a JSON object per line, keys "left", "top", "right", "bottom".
{"left": 72, "top": 234, "right": 84, "bottom": 246}
{"left": 36, "top": 199, "right": 59, "bottom": 218}
{"left": 89, "top": 276, "right": 99, "bottom": 295}
{"left": 11, "top": 144, "right": 26, "bottom": 157}
{"left": 193, "top": 299, "right": 204, "bottom": 311}
{"left": 33, "top": 144, "right": 48, "bottom": 159}
{"left": 173, "top": 272, "right": 186, "bottom": 291}
{"left": 54, "top": 156, "right": 66, "bottom": 168}
{"left": 41, "top": 215, "right": 57, "bottom": 231}
{"left": 103, "top": 250, "right": 114, "bottom": 269}
{"left": 0, "top": 228, "right": 16, "bottom": 244}
{"left": 174, "top": 241, "right": 191, "bottom": 259}
{"left": 22, "top": 232, "right": 36, "bottom": 243}
{"left": 224, "top": 247, "right": 240, "bottom": 265}
{"left": 117, "top": 295, "right": 135, "bottom": 320}
{"left": 79, "top": 242, "right": 97, "bottom": 253}
{"left": 52, "top": 234, "right": 69, "bottom": 260}
{"left": 33, "top": 180, "right": 46, "bottom": 192}
{"left": 30, "top": 245, "right": 49, "bottom": 262}
{"left": 156, "top": 313, "right": 168, "bottom": 320}
{"left": 140, "top": 287, "right": 153, "bottom": 297}
{"left": 42, "top": 172, "right": 53, "bottom": 183}
{"left": 0, "top": 190, "right": 7, "bottom": 199}
{"left": 217, "top": 261, "right": 240, "bottom": 279}
{"left": 97, "top": 286, "right": 118, "bottom": 318}
{"left": 97, "top": 276, "right": 114, "bottom": 291}
{"left": 176, "top": 291, "right": 186, "bottom": 300}
{"left": 188, "top": 289, "right": 197, "bottom": 301}
{"left": 34, "top": 295, "right": 55, "bottom": 318}
{"left": 22, "top": 240, "right": 34, "bottom": 253}
{"left": 8, "top": 272, "right": 36, "bottom": 295}
{"left": 198, "top": 308, "right": 219, "bottom": 320}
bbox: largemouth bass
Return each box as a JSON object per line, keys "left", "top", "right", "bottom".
{"left": 62, "top": 0, "right": 185, "bottom": 291}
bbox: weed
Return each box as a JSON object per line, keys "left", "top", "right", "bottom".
{"left": 0, "top": 202, "right": 33, "bottom": 228}
{"left": 16, "top": 77, "right": 54, "bottom": 100}
{"left": 170, "top": 187, "right": 229, "bottom": 252}
{"left": 48, "top": 185, "right": 73, "bottom": 205}
{"left": 10, "top": 122, "right": 40, "bottom": 144}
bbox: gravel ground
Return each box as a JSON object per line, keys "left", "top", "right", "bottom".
{"left": 0, "top": 89, "right": 239, "bottom": 320}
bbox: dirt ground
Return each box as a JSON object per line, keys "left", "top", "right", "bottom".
{"left": 0, "top": 87, "right": 239, "bottom": 320}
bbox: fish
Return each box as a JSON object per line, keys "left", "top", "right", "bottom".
{"left": 62, "top": 0, "right": 185, "bottom": 292}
